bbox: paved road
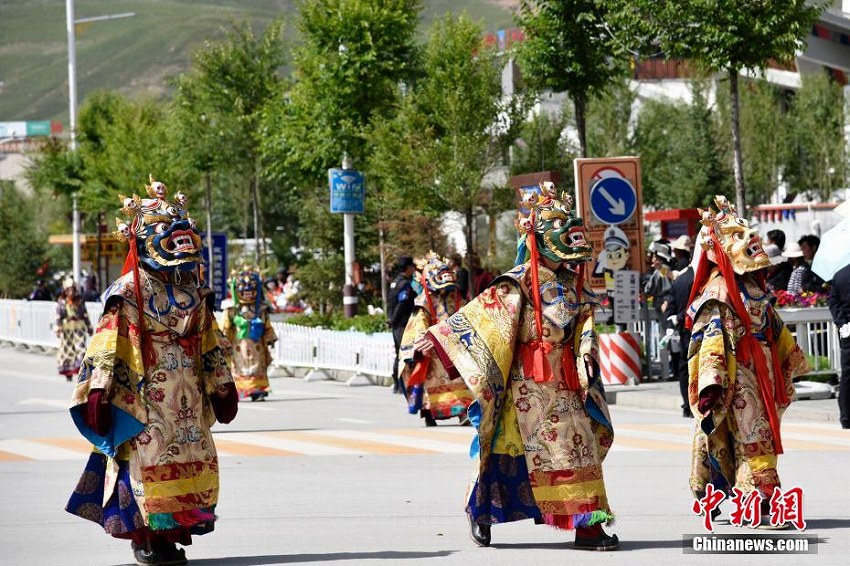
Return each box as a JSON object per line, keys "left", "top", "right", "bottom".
{"left": 1, "top": 344, "right": 849, "bottom": 565}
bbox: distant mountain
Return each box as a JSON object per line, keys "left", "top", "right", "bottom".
{"left": 0, "top": 0, "right": 515, "bottom": 125}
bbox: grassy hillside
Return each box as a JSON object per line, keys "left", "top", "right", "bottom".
{"left": 0, "top": 0, "right": 515, "bottom": 124}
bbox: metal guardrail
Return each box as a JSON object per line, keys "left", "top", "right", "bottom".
{"left": 270, "top": 322, "right": 394, "bottom": 380}
{"left": 0, "top": 300, "right": 395, "bottom": 382}
{"left": 0, "top": 299, "right": 102, "bottom": 348}
{"left": 0, "top": 300, "right": 841, "bottom": 381}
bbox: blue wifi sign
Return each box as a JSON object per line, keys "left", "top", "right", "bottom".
{"left": 589, "top": 174, "right": 637, "bottom": 225}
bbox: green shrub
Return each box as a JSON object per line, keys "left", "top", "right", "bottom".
{"left": 806, "top": 354, "right": 832, "bottom": 372}
{"left": 286, "top": 312, "right": 388, "bottom": 334}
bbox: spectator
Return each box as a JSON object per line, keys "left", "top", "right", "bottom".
{"left": 764, "top": 244, "right": 792, "bottom": 293}
{"left": 767, "top": 229, "right": 786, "bottom": 252}
{"left": 28, "top": 279, "right": 54, "bottom": 301}
{"left": 645, "top": 240, "right": 675, "bottom": 313}
{"left": 799, "top": 234, "right": 826, "bottom": 293}
{"left": 799, "top": 234, "right": 820, "bottom": 263}
{"left": 664, "top": 250, "right": 696, "bottom": 417}
{"left": 785, "top": 243, "right": 809, "bottom": 295}
{"left": 828, "top": 263, "right": 850, "bottom": 429}
{"left": 448, "top": 254, "right": 469, "bottom": 300}
{"left": 81, "top": 275, "right": 100, "bottom": 303}
{"left": 670, "top": 235, "right": 693, "bottom": 273}
{"left": 388, "top": 256, "right": 417, "bottom": 394}
{"left": 470, "top": 254, "right": 495, "bottom": 296}
{"left": 265, "top": 279, "right": 281, "bottom": 308}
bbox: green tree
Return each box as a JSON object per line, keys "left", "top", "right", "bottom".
{"left": 261, "top": 0, "right": 422, "bottom": 312}
{"left": 0, "top": 182, "right": 47, "bottom": 298}
{"left": 785, "top": 72, "right": 846, "bottom": 200}
{"left": 510, "top": 110, "right": 573, "bottom": 185}
{"left": 515, "top": 0, "right": 626, "bottom": 157}
{"left": 605, "top": 0, "right": 827, "bottom": 211}
{"left": 586, "top": 78, "right": 635, "bottom": 158}
{"left": 172, "top": 20, "right": 286, "bottom": 266}
{"left": 262, "top": 0, "right": 420, "bottom": 183}
{"left": 76, "top": 92, "right": 188, "bottom": 214}
{"left": 633, "top": 81, "right": 731, "bottom": 208}
{"left": 415, "top": 14, "right": 506, "bottom": 259}
{"left": 737, "top": 78, "right": 790, "bottom": 206}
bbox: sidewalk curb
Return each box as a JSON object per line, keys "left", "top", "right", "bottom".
{"left": 605, "top": 384, "right": 840, "bottom": 423}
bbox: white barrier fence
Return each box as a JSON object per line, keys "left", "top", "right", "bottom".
{"left": 0, "top": 299, "right": 841, "bottom": 382}
{"left": 0, "top": 299, "right": 395, "bottom": 383}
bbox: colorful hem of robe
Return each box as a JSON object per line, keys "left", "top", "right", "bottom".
{"left": 67, "top": 271, "right": 234, "bottom": 541}
{"left": 428, "top": 263, "right": 614, "bottom": 530}
{"left": 221, "top": 304, "right": 277, "bottom": 399}
{"left": 399, "top": 294, "right": 472, "bottom": 420}
{"left": 687, "top": 271, "right": 808, "bottom": 498}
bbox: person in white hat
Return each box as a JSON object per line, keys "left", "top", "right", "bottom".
{"left": 670, "top": 235, "right": 693, "bottom": 271}
{"left": 784, "top": 242, "right": 809, "bottom": 295}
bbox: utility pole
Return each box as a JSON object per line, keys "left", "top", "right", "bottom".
{"left": 65, "top": 1, "right": 135, "bottom": 289}
{"left": 66, "top": 0, "right": 81, "bottom": 289}
{"left": 342, "top": 154, "right": 358, "bottom": 318}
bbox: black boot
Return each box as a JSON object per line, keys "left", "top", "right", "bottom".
{"left": 468, "top": 514, "right": 491, "bottom": 547}
{"left": 423, "top": 410, "right": 438, "bottom": 427}
{"left": 574, "top": 524, "right": 619, "bottom": 551}
{"left": 132, "top": 539, "right": 188, "bottom": 566}
{"left": 682, "top": 404, "right": 693, "bottom": 418}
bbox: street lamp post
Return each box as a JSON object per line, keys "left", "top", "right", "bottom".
{"left": 65, "top": 0, "right": 135, "bottom": 288}
{"left": 65, "top": 0, "right": 82, "bottom": 288}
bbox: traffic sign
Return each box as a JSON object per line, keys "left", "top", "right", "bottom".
{"left": 201, "top": 232, "right": 228, "bottom": 310}
{"left": 574, "top": 157, "right": 646, "bottom": 294}
{"left": 329, "top": 168, "right": 365, "bottom": 214}
{"left": 589, "top": 174, "right": 637, "bottom": 225}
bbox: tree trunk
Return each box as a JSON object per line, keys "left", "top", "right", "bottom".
{"left": 574, "top": 93, "right": 588, "bottom": 159}
{"left": 465, "top": 205, "right": 474, "bottom": 264}
{"left": 729, "top": 69, "right": 746, "bottom": 213}
{"left": 251, "top": 165, "right": 261, "bottom": 267}
{"left": 204, "top": 171, "right": 214, "bottom": 288}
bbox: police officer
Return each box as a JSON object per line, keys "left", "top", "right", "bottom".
{"left": 388, "top": 256, "right": 417, "bottom": 394}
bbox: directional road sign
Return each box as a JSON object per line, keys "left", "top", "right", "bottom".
{"left": 574, "top": 157, "right": 646, "bottom": 294}
{"left": 589, "top": 174, "right": 637, "bottom": 225}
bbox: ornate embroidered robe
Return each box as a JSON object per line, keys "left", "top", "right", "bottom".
{"left": 428, "top": 263, "right": 614, "bottom": 530}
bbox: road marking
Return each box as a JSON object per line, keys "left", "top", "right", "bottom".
{"left": 223, "top": 432, "right": 366, "bottom": 456}
{"left": 17, "top": 398, "right": 69, "bottom": 409}
{"left": 0, "top": 439, "right": 87, "bottom": 460}
{"left": 273, "top": 390, "right": 346, "bottom": 399}
{"left": 3, "top": 423, "right": 850, "bottom": 463}
{"left": 235, "top": 403, "right": 275, "bottom": 412}
{"left": 336, "top": 418, "right": 374, "bottom": 424}
{"left": 314, "top": 430, "right": 469, "bottom": 454}
{"left": 212, "top": 438, "right": 299, "bottom": 457}
{"left": 272, "top": 430, "right": 435, "bottom": 455}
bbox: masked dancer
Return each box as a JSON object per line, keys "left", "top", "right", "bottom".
{"left": 415, "top": 183, "right": 618, "bottom": 550}
{"left": 399, "top": 252, "right": 472, "bottom": 426}
{"left": 65, "top": 176, "right": 238, "bottom": 565}
{"left": 222, "top": 268, "right": 278, "bottom": 401}
{"left": 687, "top": 196, "right": 808, "bottom": 528}
{"left": 55, "top": 277, "right": 93, "bottom": 381}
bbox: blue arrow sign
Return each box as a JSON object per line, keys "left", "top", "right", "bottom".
{"left": 589, "top": 176, "right": 637, "bottom": 225}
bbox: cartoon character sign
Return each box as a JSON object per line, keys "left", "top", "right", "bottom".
{"left": 592, "top": 225, "right": 631, "bottom": 293}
